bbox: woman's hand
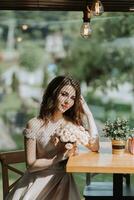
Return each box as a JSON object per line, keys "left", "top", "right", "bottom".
{"left": 64, "top": 143, "right": 78, "bottom": 158}
{"left": 51, "top": 135, "right": 66, "bottom": 153}
{"left": 51, "top": 135, "right": 78, "bottom": 161}
{"left": 52, "top": 144, "right": 78, "bottom": 165}
{"left": 86, "top": 136, "right": 100, "bottom": 152}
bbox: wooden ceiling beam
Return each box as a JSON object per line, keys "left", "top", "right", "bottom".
{"left": 0, "top": 0, "right": 133, "bottom": 12}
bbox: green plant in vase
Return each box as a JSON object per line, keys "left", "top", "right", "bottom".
{"left": 103, "top": 118, "right": 130, "bottom": 154}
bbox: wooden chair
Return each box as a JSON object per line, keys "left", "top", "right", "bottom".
{"left": 0, "top": 150, "right": 25, "bottom": 200}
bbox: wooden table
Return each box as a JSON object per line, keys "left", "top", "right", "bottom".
{"left": 66, "top": 142, "right": 134, "bottom": 200}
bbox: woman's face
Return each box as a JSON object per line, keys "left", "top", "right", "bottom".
{"left": 57, "top": 85, "right": 76, "bottom": 113}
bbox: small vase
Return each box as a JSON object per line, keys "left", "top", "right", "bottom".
{"left": 128, "top": 137, "right": 134, "bottom": 154}
{"left": 112, "top": 139, "right": 126, "bottom": 154}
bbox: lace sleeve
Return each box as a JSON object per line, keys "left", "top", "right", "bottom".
{"left": 80, "top": 95, "right": 98, "bottom": 138}
{"left": 80, "top": 96, "right": 99, "bottom": 151}
{"left": 23, "top": 128, "right": 36, "bottom": 140}
{"left": 81, "top": 111, "right": 98, "bottom": 138}
{"left": 23, "top": 117, "right": 43, "bottom": 140}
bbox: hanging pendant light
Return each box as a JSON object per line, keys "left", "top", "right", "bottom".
{"left": 80, "top": 7, "right": 92, "bottom": 39}
{"left": 91, "top": 0, "right": 104, "bottom": 16}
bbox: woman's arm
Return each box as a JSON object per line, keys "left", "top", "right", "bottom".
{"left": 24, "top": 118, "right": 76, "bottom": 172}
{"left": 24, "top": 118, "right": 62, "bottom": 173}
{"left": 24, "top": 137, "right": 58, "bottom": 173}
{"left": 80, "top": 95, "right": 100, "bottom": 152}
{"left": 25, "top": 137, "right": 76, "bottom": 172}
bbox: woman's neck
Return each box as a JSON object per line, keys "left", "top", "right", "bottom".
{"left": 51, "top": 111, "right": 63, "bottom": 123}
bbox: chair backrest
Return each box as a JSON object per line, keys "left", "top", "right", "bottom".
{"left": 0, "top": 150, "right": 25, "bottom": 200}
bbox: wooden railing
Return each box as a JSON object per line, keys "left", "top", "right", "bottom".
{"left": 0, "top": 150, "right": 26, "bottom": 200}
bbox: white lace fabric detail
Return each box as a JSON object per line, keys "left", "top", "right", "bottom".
{"left": 23, "top": 118, "right": 66, "bottom": 142}
{"left": 37, "top": 119, "right": 66, "bottom": 148}
{"left": 22, "top": 117, "right": 44, "bottom": 140}
{"left": 23, "top": 128, "right": 37, "bottom": 140}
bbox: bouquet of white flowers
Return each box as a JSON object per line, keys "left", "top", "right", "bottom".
{"left": 52, "top": 123, "right": 90, "bottom": 150}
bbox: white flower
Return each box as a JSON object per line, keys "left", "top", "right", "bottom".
{"left": 60, "top": 135, "right": 69, "bottom": 143}
{"left": 69, "top": 135, "right": 77, "bottom": 143}
{"left": 63, "top": 130, "right": 72, "bottom": 138}
{"left": 55, "top": 129, "right": 64, "bottom": 137}
{"left": 65, "top": 143, "right": 74, "bottom": 150}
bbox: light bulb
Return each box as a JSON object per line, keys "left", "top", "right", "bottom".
{"left": 22, "top": 24, "right": 28, "bottom": 30}
{"left": 80, "top": 22, "right": 92, "bottom": 39}
{"left": 92, "top": 0, "right": 104, "bottom": 16}
{"left": 16, "top": 37, "right": 23, "bottom": 42}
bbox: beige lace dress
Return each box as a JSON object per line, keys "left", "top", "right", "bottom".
{"left": 5, "top": 118, "right": 81, "bottom": 200}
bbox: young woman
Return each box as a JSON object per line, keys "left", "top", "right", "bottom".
{"left": 6, "top": 75, "right": 99, "bottom": 200}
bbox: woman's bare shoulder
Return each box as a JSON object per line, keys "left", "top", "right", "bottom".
{"left": 26, "top": 117, "right": 44, "bottom": 129}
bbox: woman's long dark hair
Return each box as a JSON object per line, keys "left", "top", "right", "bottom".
{"left": 38, "top": 75, "right": 84, "bottom": 125}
